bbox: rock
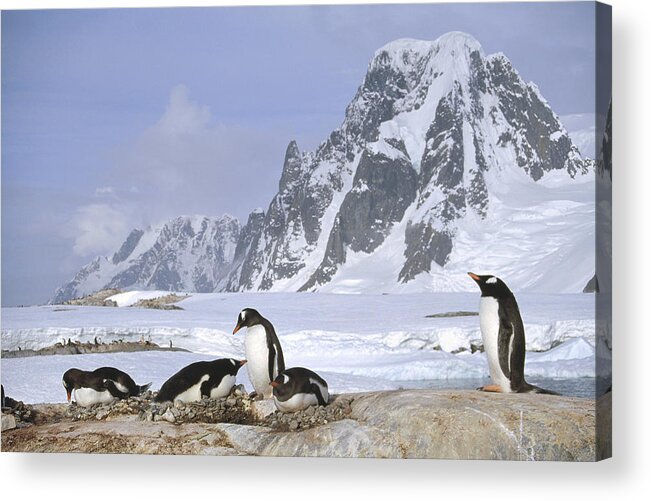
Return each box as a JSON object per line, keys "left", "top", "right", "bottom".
{"left": 250, "top": 399, "right": 276, "bottom": 420}
{"left": 1, "top": 390, "right": 599, "bottom": 461}
{"left": 1, "top": 413, "right": 17, "bottom": 432}
{"left": 162, "top": 409, "right": 176, "bottom": 423}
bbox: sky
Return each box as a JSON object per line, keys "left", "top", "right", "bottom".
{"left": 1, "top": 1, "right": 598, "bottom": 306}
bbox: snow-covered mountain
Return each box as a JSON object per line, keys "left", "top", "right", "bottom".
{"left": 52, "top": 215, "right": 240, "bottom": 303}
{"left": 53, "top": 32, "right": 595, "bottom": 303}
{"left": 223, "top": 32, "right": 593, "bottom": 294}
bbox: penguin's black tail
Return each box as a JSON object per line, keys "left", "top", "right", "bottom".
{"left": 528, "top": 384, "right": 560, "bottom": 396}
{"left": 138, "top": 382, "right": 152, "bottom": 395}
{"left": 153, "top": 391, "right": 169, "bottom": 403}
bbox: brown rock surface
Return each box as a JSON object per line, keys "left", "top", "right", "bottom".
{"left": 1, "top": 390, "right": 600, "bottom": 461}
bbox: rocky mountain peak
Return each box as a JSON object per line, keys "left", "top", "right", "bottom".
{"left": 53, "top": 32, "right": 595, "bottom": 302}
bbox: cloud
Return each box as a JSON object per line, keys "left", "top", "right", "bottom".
{"left": 70, "top": 203, "right": 130, "bottom": 257}
{"left": 94, "top": 186, "right": 116, "bottom": 197}
{"left": 65, "top": 84, "right": 288, "bottom": 261}
{"left": 110, "top": 84, "right": 285, "bottom": 223}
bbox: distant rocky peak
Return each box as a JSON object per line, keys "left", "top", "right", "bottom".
{"left": 279, "top": 140, "right": 304, "bottom": 193}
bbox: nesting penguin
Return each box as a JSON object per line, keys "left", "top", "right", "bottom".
{"left": 154, "top": 358, "right": 246, "bottom": 403}
{"left": 233, "top": 308, "right": 285, "bottom": 399}
{"left": 62, "top": 367, "right": 151, "bottom": 407}
{"left": 468, "top": 272, "right": 558, "bottom": 395}
{"left": 270, "top": 367, "right": 329, "bottom": 413}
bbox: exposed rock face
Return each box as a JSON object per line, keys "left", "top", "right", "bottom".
{"left": 1, "top": 390, "right": 600, "bottom": 461}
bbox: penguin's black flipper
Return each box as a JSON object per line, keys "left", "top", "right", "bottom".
{"left": 104, "top": 380, "right": 130, "bottom": 399}
{"left": 267, "top": 343, "right": 277, "bottom": 382}
{"left": 311, "top": 383, "right": 327, "bottom": 406}
{"left": 138, "top": 382, "right": 152, "bottom": 395}
{"left": 200, "top": 379, "right": 213, "bottom": 399}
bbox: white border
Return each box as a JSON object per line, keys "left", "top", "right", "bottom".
{"left": 2, "top": 0, "right": 649, "bottom": 499}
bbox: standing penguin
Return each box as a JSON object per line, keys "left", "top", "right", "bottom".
{"left": 270, "top": 367, "right": 329, "bottom": 413}
{"left": 232, "top": 308, "right": 285, "bottom": 399}
{"left": 154, "top": 358, "right": 247, "bottom": 403}
{"left": 62, "top": 367, "right": 149, "bottom": 407}
{"left": 468, "top": 272, "right": 558, "bottom": 395}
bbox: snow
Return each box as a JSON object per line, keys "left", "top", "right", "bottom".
{"left": 106, "top": 290, "right": 178, "bottom": 307}
{"left": 1, "top": 292, "right": 600, "bottom": 403}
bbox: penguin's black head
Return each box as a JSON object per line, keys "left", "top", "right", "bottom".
{"left": 62, "top": 368, "right": 83, "bottom": 402}
{"left": 270, "top": 372, "right": 294, "bottom": 399}
{"left": 232, "top": 308, "right": 263, "bottom": 334}
{"left": 226, "top": 358, "right": 247, "bottom": 374}
{"left": 468, "top": 272, "right": 513, "bottom": 298}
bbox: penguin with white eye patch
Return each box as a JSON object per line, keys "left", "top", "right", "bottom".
{"left": 468, "top": 272, "right": 558, "bottom": 395}
{"left": 233, "top": 308, "right": 285, "bottom": 399}
{"left": 270, "top": 367, "right": 329, "bottom": 413}
{"left": 154, "top": 358, "right": 247, "bottom": 403}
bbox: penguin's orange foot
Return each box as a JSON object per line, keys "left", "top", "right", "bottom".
{"left": 477, "top": 384, "right": 503, "bottom": 393}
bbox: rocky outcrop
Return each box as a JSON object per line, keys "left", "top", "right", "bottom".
{"left": 1, "top": 390, "right": 600, "bottom": 461}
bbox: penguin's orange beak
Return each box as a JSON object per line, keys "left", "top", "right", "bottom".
{"left": 468, "top": 272, "right": 480, "bottom": 281}
{"left": 232, "top": 324, "right": 241, "bottom": 335}
{"left": 239, "top": 359, "right": 247, "bottom": 366}
{"left": 66, "top": 390, "right": 72, "bottom": 402}
{"left": 270, "top": 381, "right": 279, "bottom": 388}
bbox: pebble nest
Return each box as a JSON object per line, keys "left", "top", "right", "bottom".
{"left": 67, "top": 385, "right": 256, "bottom": 425}
{"left": 262, "top": 395, "right": 354, "bottom": 431}
{"left": 64, "top": 385, "right": 354, "bottom": 431}
{"left": 1, "top": 399, "right": 35, "bottom": 426}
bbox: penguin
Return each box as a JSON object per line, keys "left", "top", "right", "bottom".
{"left": 154, "top": 358, "right": 247, "bottom": 403}
{"left": 93, "top": 367, "right": 152, "bottom": 397}
{"left": 62, "top": 367, "right": 149, "bottom": 407}
{"left": 468, "top": 272, "right": 558, "bottom": 395}
{"left": 232, "top": 308, "right": 285, "bottom": 399}
{"left": 270, "top": 367, "right": 329, "bottom": 413}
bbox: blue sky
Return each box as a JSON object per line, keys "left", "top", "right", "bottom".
{"left": 1, "top": 2, "right": 597, "bottom": 306}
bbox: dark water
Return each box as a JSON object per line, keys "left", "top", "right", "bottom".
{"left": 396, "top": 377, "right": 599, "bottom": 399}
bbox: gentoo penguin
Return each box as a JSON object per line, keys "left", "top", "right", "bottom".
{"left": 93, "top": 367, "right": 152, "bottom": 397}
{"left": 468, "top": 272, "right": 558, "bottom": 395}
{"left": 270, "top": 367, "right": 329, "bottom": 413}
{"left": 232, "top": 308, "right": 285, "bottom": 399}
{"left": 154, "top": 358, "right": 247, "bottom": 403}
{"left": 62, "top": 367, "right": 150, "bottom": 407}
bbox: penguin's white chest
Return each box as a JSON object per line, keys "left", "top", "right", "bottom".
{"left": 73, "top": 388, "right": 115, "bottom": 407}
{"left": 210, "top": 374, "right": 236, "bottom": 399}
{"left": 245, "top": 325, "right": 275, "bottom": 397}
{"left": 274, "top": 392, "right": 318, "bottom": 413}
{"left": 174, "top": 375, "right": 210, "bottom": 403}
{"left": 479, "top": 297, "right": 512, "bottom": 392}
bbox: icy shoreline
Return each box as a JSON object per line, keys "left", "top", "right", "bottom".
{"left": 1, "top": 292, "right": 601, "bottom": 404}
